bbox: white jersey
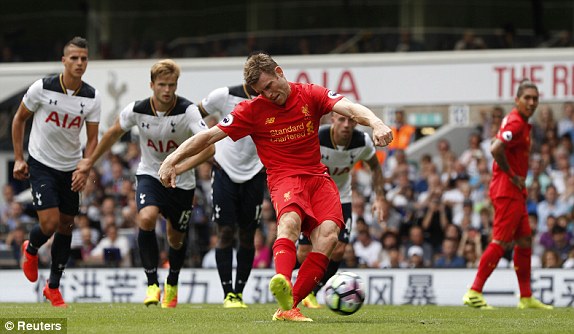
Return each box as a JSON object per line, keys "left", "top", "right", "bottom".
{"left": 319, "top": 124, "right": 376, "bottom": 203}
{"left": 199, "top": 84, "right": 263, "bottom": 183}
{"left": 119, "top": 96, "right": 208, "bottom": 190}
{"left": 24, "top": 74, "right": 101, "bottom": 171}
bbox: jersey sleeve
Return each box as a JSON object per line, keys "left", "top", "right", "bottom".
{"left": 309, "top": 84, "right": 344, "bottom": 117}
{"left": 21, "top": 79, "right": 44, "bottom": 112}
{"left": 85, "top": 90, "right": 102, "bottom": 123}
{"left": 199, "top": 87, "right": 228, "bottom": 116}
{"left": 118, "top": 102, "right": 137, "bottom": 131}
{"left": 186, "top": 104, "right": 209, "bottom": 134}
{"left": 216, "top": 100, "right": 253, "bottom": 141}
{"left": 496, "top": 114, "right": 523, "bottom": 148}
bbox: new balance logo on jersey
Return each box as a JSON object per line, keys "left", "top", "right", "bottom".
{"left": 265, "top": 117, "right": 275, "bottom": 124}
{"left": 349, "top": 153, "right": 356, "bottom": 164}
{"left": 49, "top": 99, "right": 57, "bottom": 105}
{"left": 147, "top": 139, "right": 178, "bottom": 153}
{"left": 45, "top": 112, "right": 82, "bottom": 129}
{"left": 34, "top": 192, "right": 42, "bottom": 206}
{"left": 170, "top": 121, "right": 176, "bottom": 133}
{"left": 139, "top": 193, "right": 146, "bottom": 204}
{"left": 141, "top": 122, "right": 150, "bottom": 129}
{"left": 80, "top": 102, "right": 85, "bottom": 114}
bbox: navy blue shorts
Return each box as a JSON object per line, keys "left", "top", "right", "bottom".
{"left": 28, "top": 156, "right": 79, "bottom": 215}
{"left": 135, "top": 175, "right": 195, "bottom": 232}
{"left": 298, "top": 202, "right": 351, "bottom": 245}
{"left": 211, "top": 164, "right": 266, "bottom": 231}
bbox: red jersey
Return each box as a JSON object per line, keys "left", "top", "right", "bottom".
{"left": 489, "top": 108, "right": 531, "bottom": 199}
{"left": 217, "top": 82, "right": 344, "bottom": 188}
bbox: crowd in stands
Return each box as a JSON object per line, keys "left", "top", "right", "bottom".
{"left": 1, "top": 26, "right": 573, "bottom": 63}
{"left": 1, "top": 101, "right": 574, "bottom": 271}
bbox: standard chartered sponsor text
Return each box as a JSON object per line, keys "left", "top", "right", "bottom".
{"left": 269, "top": 122, "right": 307, "bottom": 143}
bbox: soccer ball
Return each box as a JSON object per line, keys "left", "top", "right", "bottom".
{"left": 324, "top": 271, "right": 366, "bottom": 315}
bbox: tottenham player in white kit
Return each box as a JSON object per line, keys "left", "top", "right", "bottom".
{"left": 76, "top": 59, "right": 214, "bottom": 308}
{"left": 198, "top": 83, "right": 265, "bottom": 308}
{"left": 12, "top": 37, "right": 101, "bottom": 308}
{"left": 297, "top": 113, "right": 386, "bottom": 308}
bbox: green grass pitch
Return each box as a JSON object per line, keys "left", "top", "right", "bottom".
{"left": 0, "top": 303, "right": 572, "bottom": 334}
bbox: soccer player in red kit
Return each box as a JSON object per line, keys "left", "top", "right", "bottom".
{"left": 463, "top": 79, "right": 552, "bottom": 310}
{"left": 158, "top": 52, "right": 393, "bottom": 321}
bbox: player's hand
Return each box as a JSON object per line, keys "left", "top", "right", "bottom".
{"left": 510, "top": 175, "right": 526, "bottom": 190}
{"left": 158, "top": 162, "right": 177, "bottom": 188}
{"left": 71, "top": 158, "right": 93, "bottom": 192}
{"left": 372, "top": 122, "right": 393, "bottom": 147}
{"left": 71, "top": 169, "right": 88, "bottom": 192}
{"left": 13, "top": 159, "right": 29, "bottom": 180}
{"left": 372, "top": 196, "right": 385, "bottom": 222}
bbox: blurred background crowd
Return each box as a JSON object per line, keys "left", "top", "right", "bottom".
{"left": 1, "top": 100, "right": 574, "bottom": 270}
{"left": 0, "top": 1, "right": 573, "bottom": 271}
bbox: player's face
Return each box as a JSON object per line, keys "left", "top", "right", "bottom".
{"left": 515, "top": 87, "right": 539, "bottom": 120}
{"left": 252, "top": 67, "right": 291, "bottom": 106}
{"left": 331, "top": 114, "right": 357, "bottom": 144}
{"left": 151, "top": 74, "right": 178, "bottom": 107}
{"left": 62, "top": 45, "right": 88, "bottom": 80}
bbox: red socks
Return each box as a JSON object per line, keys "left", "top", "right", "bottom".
{"left": 514, "top": 246, "right": 532, "bottom": 298}
{"left": 471, "top": 242, "right": 505, "bottom": 292}
{"left": 272, "top": 238, "right": 297, "bottom": 281}
{"left": 293, "top": 252, "right": 329, "bottom": 306}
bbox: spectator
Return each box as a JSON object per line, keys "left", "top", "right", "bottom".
{"left": 417, "top": 193, "right": 448, "bottom": 253}
{"left": 541, "top": 249, "right": 562, "bottom": 268}
{"left": 395, "top": 29, "right": 425, "bottom": 52}
{"left": 5, "top": 226, "right": 26, "bottom": 263}
{"left": 403, "top": 225, "right": 434, "bottom": 267}
{"left": 353, "top": 227, "right": 382, "bottom": 268}
{"left": 340, "top": 244, "right": 359, "bottom": 269}
{"left": 536, "top": 185, "right": 570, "bottom": 233}
{"left": 377, "top": 231, "right": 401, "bottom": 268}
{"left": 562, "top": 248, "right": 574, "bottom": 268}
{"left": 1, "top": 184, "right": 16, "bottom": 224}
{"left": 557, "top": 101, "right": 574, "bottom": 137}
{"left": 458, "top": 132, "right": 485, "bottom": 179}
{"left": 432, "top": 139, "right": 455, "bottom": 175}
{"left": 434, "top": 237, "right": 466, "bottom": 268}
{"left": 546, "top": 224, "right": 572, "bottom": 261}
{"left": 387, "top": 109, "right": 416, "bottom": 154}
{"left": 406, "top": 245, "right": 425, "bottom": 268}
{"left": 525, "top": 155, "right": 552, "bottom": 194}
{"left": 89, "top": 224, "right": 131, "bottom": 267}
{"left": 253, "top": 229, "right": 271, "bottom": 269}
{"left": 460, "top": 239, "right": 482, "bottom": 268}
{"left": 454, "top": 30, "right": 487, "bottom": 50}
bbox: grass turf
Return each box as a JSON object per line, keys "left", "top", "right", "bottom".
{"left": 0, "top": 303, "right": 572, "bottom": 334}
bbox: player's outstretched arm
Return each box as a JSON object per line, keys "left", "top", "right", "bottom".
{"left": 365, "top": 153, "right": 386, "bottom": 222}
{"left": 11, "top": 103, "right": 33, "bottom": 180}
{"left": 71, "top": 121, "right": 100, "bottom": 192}
{"left": 174, "top": 144, "right": 215, "bottom": 175}
{"left": 74, "top": 118, "right": 126, "bottom": 180}
{"left": 332, "top": 97, "right": 393, "bottom": 147}
{"left": 159, "top": 126, "right": 227, "bottom": 188}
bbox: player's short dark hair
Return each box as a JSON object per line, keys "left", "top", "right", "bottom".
{"left": 516, "top": 78, "right": 538, "bottom": 98}
{"left": 63, "top": 36, "right": 88, "bottom": 54}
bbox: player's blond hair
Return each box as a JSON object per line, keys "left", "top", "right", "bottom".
{"left": 244, "top": 52, "right": 278, "bottom": 87}
{"left": 150, "top": 59, "right": 180, "bottom": 82}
